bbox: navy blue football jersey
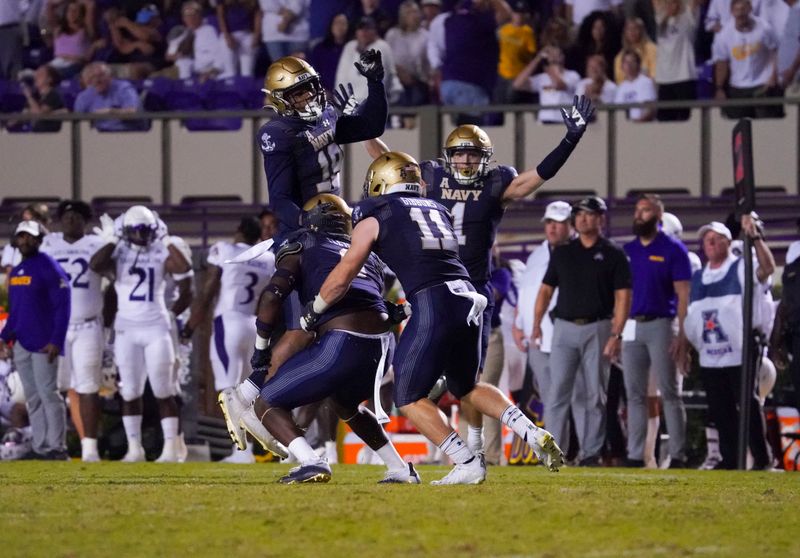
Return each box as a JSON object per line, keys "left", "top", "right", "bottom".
{"left": 352, "top": 194, "right": 470, "bottom": 297}
{"left": 282, "top": 230, "right": 387, "bottom": 327}
{"left": 422, "top": 161, "right": 517, "bottom": 284}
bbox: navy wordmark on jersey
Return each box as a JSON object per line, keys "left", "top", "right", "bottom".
{"left": 353, "top": 194, "right": 469, "bottom": 297}
{"left": 422, "top": 160, "right": 516, "bottom": 284}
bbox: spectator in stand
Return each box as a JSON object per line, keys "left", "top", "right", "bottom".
{"left": 706, "top": 0, "right": 763, "bottom": 32}
{"left": 105, "top": 4, "right": 165, "bottom": 80}
{"left": 308, "top": 0, "right": 359, "bottom": 41}
{"left": 336, "top": 16, "right": 402, "bottom": 104}
{"left": 653, "top": 0, "right": 700, "bottom": 121}
{"left": 576, "top": 54, "right": 618, "bottom": 104}
{"left": 567, "top": 10, "right": 619, "bottom": 74}
{"left": 45, "top": 0, "right": 97, "bottom": 79}
{"left": 614, "top": 17, "right": 658, "bottom": 82}
{"left": 215, "top": 0, "right": 259, "bottom": 77}
{"left": 308, "top": 13, "right": 351, "bottom": 95}
{"left": 74, "top": 62, "right": 145, "bottom": 131}
{"left": 385, "top": 0, "right": 430, "bottom": 106}
{"left": 533, "top": 196, "right": 632, "bottom": 467}
{"left": 0, "top": 221, "right": 71, "bottom": 461}
{"left": 621, "top": 194, "right": 691, "bottom": 469}
{"left": 421, "top": 0, "right": 443, "bottom": 29}
{"left": 615, "top": 50, "right": 657, "bottom": 121}
{"left": 565, "top": 0, "right": 623, "bottom": 29}
{"left": 356, "top": 0, "right": 394, "bottom": 37}
{"left": 21, "top": 65, "right": 66, "bottom": 132}
{"left": 166, "top": 1, "right": 223, "bottom": 81}
{"left": 778, "top": 0, "right": 800, "bottom": 95}
{"left": 258, "top": 208, "right": 278, "bottom": 241}
{"left": 513, "top": 45, "right": 581, "bottom": 123}
{"left": 495, "top": 1, "right": 537, "bottom": 104}
{"left": 0, "top": 1, "right": 23, "bottom": 80}
{"left": 539, "top": 16, "right": 575, "bottom": 53}
{"left": 257, "top": 0, "right": 310, "bottom": 61}
{"left": 713, "top": 0, "right": 780, "bottom": 118}
{"left": 683, "top": 217, "right": 775, "bottom": 470}
{"left": 429, "top": 0, "right": 512, "bottom": 125}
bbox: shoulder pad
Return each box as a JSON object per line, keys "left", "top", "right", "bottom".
{"left": 276, "top": 240, "right": 304, "bottom": 265}
{"left": 257, "top": 121, "right": 292, "bottom": 154}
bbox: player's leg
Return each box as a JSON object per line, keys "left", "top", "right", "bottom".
{"left": 621, "top": 333, "right": 650, "bottom": 466}
{"left": 142, "top": 327, "right": 180, "bottom": 463}
{"left": 115, "top": 329, "right": 147, "bottom": 462}
{"left": 479, "top": 328, "right": 505, "bottom": 464}
{"left": 72, "top": 321, "right": 104, "bottom": 462}
{"left": 58, "top": 329, "right": 83, "bottom": 442}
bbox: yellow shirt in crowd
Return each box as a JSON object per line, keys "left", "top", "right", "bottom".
{"left": 497, "top": 23, "right": 537, "bottom": 80}
{"left": 614, "top": 40, "right": 658, "bottom": 84}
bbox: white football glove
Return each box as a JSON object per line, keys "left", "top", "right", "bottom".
{"left": 93, "top": 213, "right": 119, "bottom": 245}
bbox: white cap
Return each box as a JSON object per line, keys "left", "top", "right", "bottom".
{"left": 15, "top": 220, "right": 44, "bottom": 237}
{"left": 661, "top": 212, "right": 683, "bottom": 239}
{"left": 698, "top": 221, "right": 732, "bottom": 241}
{"left": 541, "top": 201, "right": 571, "bottom": 223}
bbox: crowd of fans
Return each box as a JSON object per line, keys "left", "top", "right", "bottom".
{"left": 2, "top": 0, "right": 800, "bottom": 130}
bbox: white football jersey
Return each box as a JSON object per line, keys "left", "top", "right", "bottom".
{"left": 113, "top": 241, "right": 171, "bottom": 328}
{"left": 41, "top": 233, "right": 106, "bottom": 322}
{"left": 207, "top": 241, "right": 275, "bottom": 317}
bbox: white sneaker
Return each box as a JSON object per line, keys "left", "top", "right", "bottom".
{"left": 155, "top": 438, "right": 180, "bottom": 463}
{"left": 218, "top": 387, "right": 248, "bottom": 451}
{"left": 431, "top": 454, "right": 486, "bottom": 485}
{"left": 122, "top": 442, "right": 145, "bottom": 463}
{"left": 177, "top": 433, "right": 188, "bottom": 463}
{"left": 221, "top": 448, "right": 256, "bottom": 464}
{"left": 238, "top": 405, "right": 289, "bottom": 459}
{"left": 379, "top": 463, "right": 422, "bottom": 484}
{"left": 533, "top": 430, "right": 565, "bottom": 473}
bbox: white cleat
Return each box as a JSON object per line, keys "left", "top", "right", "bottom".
{"left": 533, "top": 430, "right": 565, "bottom": 472}
{"left": 221, "top": 448, "right": 256, "bottom": 464}
{"left": 177, "top": 433, "right": 188, "bottom": 463}
{"left": 431, "top": 454, "right": 486, "bottom": 485}
{"left": 122, "top": 442, "right": 146, "bottom": 463}
{"left": 155, "top": 438, "right": 180, "bottom": 463}
{"left": 218, "top": 387, "right": 249, "bottom": 451}
{"left": 82, "top": 451, "right": 101, "bottom": 463}
{"left": 238, "top": 405, "right": 289, "bottom": 459}
{"left": 379, "top": 462, "right": 422, "bottom": 484}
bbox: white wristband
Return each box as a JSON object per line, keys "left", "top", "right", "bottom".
{"left": 312, "top": 294, "right": 330, "bottom": 314}
{"left": 255, "top": 335, "right": 270, "bottom": 350}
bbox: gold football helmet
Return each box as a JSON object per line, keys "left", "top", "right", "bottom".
{"left": 303, "top": 193, "right": 353, "bottom": 235}
{"left": 363, "top": 152, "right": 422, "bottom": 198}
{"left": 262, "top": 57, "right": 325, "bottom": 121}
{"left": 443, "top": 124, "right": 493, "bottom": 185}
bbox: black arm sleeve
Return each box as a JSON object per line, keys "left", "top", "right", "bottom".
{"left": 333, "top": 80, "right": 388, "bottom": 144}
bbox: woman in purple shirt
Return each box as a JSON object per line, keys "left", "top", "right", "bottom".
{"left": 308, "top": 13, "right": 352, "bottom": 95}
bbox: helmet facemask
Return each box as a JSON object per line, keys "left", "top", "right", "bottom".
{"left": 267, "top": 77, "right": 326, "bottom": 121}
{"left": 444, "top": 146, "right": 492, "bottom": 185}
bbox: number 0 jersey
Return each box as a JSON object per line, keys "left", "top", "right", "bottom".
{"left": 207, "top": 241, "right": 276, "bottom": 317}
{"left": 41, "top": 232, "right": 105, "bottom": 322}
{"left": 112, "top": 241, "right": 171, "bottom": 329}
{"left": 352, "top": 194, "right": 469, "bottom": 297}
{"left": 422, "top": 161, "right": 516, "bottom": 284}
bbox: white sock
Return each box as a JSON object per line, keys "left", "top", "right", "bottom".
{"left": 81, "top": 437, "right": 98, "bottom": 454}
{"left": 439, "top": 431, "right": 475, "bottom": 465}
{"left": 122, "top": 415, "right": 142, "bottom": 444}
{"left": 288, "top": 437, "right": 320, "bottom": 465}
{"left": 467, "top": 425, "right": 484, "bottom": 454}
{"left": 239, "top": 380, "right": 260, "bottom": 403}
{"left": 161, "top": 417, "right": 179, "bottom": 440}
{"left": 376, "top": 442, "right": 406, "bottom": 472}
{"left": 501, "top": 405, "right": 539, "bottom": 445}
{"left": 645, "top": 416, "right": 660, "bottom": 465}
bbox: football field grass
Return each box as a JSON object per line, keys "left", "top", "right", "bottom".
{"left": 1, "top": 462, "right": 798, "bottom": 558}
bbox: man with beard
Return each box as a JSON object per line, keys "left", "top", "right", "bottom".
{"left": 621, "top": 194, "right": 692, "bottom": 468}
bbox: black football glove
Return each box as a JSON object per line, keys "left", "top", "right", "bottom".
{"left": 331, "top": 82, "right": 360, "bottom": 116}
{"left": 385, "top": 300, "right": 411, "bottom": 325}
{"left": 250, "top": 346, "right": 272, "bottom": 374}
{"left": 354, "top": 49, "right": 384, "bottom": 83}
{"left": 561, "top": 95, "right": 595, "bottom": 143}
{"left": 299, "top": 202, "right": 347, "bottom": 234}
{"left": 299, "top": 300, "right": 322, "bottom": 332}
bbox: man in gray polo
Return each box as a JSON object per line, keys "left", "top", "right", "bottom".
{"left": 622, "top": 194, "right": 692, "bottom": 468}
{"left": 533, "top": 196, "right": 632, "bottom": 466}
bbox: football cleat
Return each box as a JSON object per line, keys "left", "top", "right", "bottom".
{"left": 122, "top": 442, "right": 146, "bottom": 463}
{"left": 155, "top": 438, "right": 180, "bottom": 463}
{"left": 82, "top": 451, "right": 101, "bottom": 463}
{"left": 278, "top": 460, "right": 332, "bottom": 484}
{"left": 177, "top": 432, "right": 188, "bottom": 463}
{"left": 431, "top": 454, "right": 486, "bottom": 485}
{"left": 218, "top": 387, "right": 249, "bottom": 451}
{"left": 221, "top": 448, "right": 256, "bottom": 464}
{"left": 533, "top": 430, "right": 565, "bottom": 472}
{"left": 238, "top": 405, "right": 289, "bottom": 459}
{"left": 379, "top": 462, "right": 422, "bottom": 484}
